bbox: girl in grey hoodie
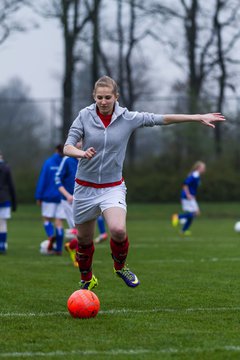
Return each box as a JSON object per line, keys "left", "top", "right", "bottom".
{"left": 64, "top": 75, "right": 225, "bottom": 290}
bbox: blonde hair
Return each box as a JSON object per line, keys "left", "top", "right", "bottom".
{"left": 191, "top": 161, "right": 206, "bottom": 172}
{"left": 93, "top": 76, "right": 119, "bottom": 97}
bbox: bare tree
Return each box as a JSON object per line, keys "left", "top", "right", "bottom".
{"left": 212, "top": 0, "right": 240, "bottom": 155}
{"left": 120, "top": 0, "right": 139, "bottom": 166}
{"left": 148, "top": 1, "right": 218, "bottom": 112}
{"left": 31, "top": 0, "right": 94, "bottom": 140}
{"left": 105, "top": 0, "right": 153, "bottom": 166}
{"left": 0, "top": 0, "right": 29, "bottom": 45}
{"left": 0, "top": 78, "right": 47, "bottom": 167}
{"left": 60, "top": 1, "right": 94, "bottom": 140}
{"left": 90, "top": 0, "right": 101, "bottom": 87}
{"left": 146, "top": 0, "right": 240, "bottom": 156}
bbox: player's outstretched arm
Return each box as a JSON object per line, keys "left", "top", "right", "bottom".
{"left": 163, "top": 113, "right": 225, "bottom": 128}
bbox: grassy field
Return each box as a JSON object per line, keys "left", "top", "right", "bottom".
{"left": 1, "top": 203, "right": 240, "bottom": 359}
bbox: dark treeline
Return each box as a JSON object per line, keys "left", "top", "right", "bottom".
{"left": 1, "top": 0, "right": 240, "bottom": 202}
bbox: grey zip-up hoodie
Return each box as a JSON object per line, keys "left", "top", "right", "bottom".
{"left": 65, "top": 102, "right": 164, "bottom": 184}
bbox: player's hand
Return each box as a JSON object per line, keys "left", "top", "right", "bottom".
{"left": 66, "top": 194, "right": 73, "bottom": 204}
{"left": 83, "top": 147, "right": 96, "bottom": 159}
{"left": 200, "top": 113, "right": 225, "bottom": 128}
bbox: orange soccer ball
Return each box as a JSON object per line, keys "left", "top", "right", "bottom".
{"left": 67, "top": 290, "right": 100, "bottom": 319}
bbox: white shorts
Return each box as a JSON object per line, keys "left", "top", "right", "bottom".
{"left": 0, "top": 206, "right": 11, "bottom": 219}
{"left": 73, "top": 182, "right": 127, "bottom": 224}
{"left": 41, "top": 202, "right": 66, "bottom": 219}
{"left": 181, "top": 198, "right": 199, "bottom": 213}
{"left": 61, "top": 199, "right": 74, "bottom": 229}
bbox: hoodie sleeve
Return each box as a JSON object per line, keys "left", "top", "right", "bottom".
{"left": 65, "top": 112, "right": 84, "bottom": 146}
{"left": 122, "top": 110, "right": 164, "bottom": 128}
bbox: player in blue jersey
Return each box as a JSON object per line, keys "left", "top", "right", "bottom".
{"left": 55, "top": 150, "right": 108, "bottom": 266}
{"left": 0, "top": 150, "right": 17, "bottom": 254}
{"left": 172, "top": 161, "right": 206, "bottom": 235}
{"left": 35, "top": 144, "right": 66, "bottom": 254}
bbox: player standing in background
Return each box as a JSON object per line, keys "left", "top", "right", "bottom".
{"left": 0, "top": 150, "right": 17, "bottom": 254}
{"left": 55, "top": 149, "right": 108, "bottom": 266}
{"left": 172, "top": 161, "right": 206, "bottom": 235}
{"left": 35, "top": 144, "right": 66, "bottom": 255}
{"left": 55, "top": 154, "right": 79, "bottom": 266}
{"left": 64, "top": 75, "right": 225, "bottom": 291}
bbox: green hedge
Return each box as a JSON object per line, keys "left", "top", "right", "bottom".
{"left": 14, "top": 169, "right": 39, "bottom": 204}
{"left": 13, "top": 162, "right": 240, "bottom": 203}
{"left": 125, "top": 162, "right": 240, "bottom": 202}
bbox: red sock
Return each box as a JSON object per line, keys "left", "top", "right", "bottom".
{"left": 76, "top": 242, "right": 94, "bottom": 281}
{"left": 47, "top": 236, "right": 55, "bottom": 251}
{"left": 69, "top": 238, "right": 78, "bottom": 250}
{"left": 110, "top": 237, "right": 129, "bottom": 270}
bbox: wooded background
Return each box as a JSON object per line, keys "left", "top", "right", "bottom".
{"left": 1, "top": 0, "right": 240, "bottom": 202}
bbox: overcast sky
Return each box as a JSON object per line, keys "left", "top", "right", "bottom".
{"left": 1, "top": 2, "right": 240, "bottom": 105}
{"left": 0, "top": 6, "right": 181, "bottom": 101}
{"left": 0, "top": 17, "right": 63, "bottom": 99}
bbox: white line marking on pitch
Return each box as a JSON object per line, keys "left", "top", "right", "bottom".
{"left": 1, "top": 346, "right": 240, "bottom": 357}
{"left": 1, "top": 306, "right": 240, "bottom": 318}
{"left": 145, "top": 257, "right": 240, "bottom": 263}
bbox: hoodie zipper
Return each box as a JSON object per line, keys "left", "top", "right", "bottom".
{"left": 98, "top": 127, "right": 108, "bottom": 183}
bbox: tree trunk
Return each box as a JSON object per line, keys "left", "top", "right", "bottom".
{"left": 91, "top": 0, "right": 101, "bottom": 88}
{"left": 62, "top": 35, "right": 74, "bottom": 141}
{"left": 214, "top": 0, "right": 226, "bottom": 156}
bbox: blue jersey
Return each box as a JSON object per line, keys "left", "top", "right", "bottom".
{"left": 35, "top": 153, "right": 63, "bottom": 203}
{"left": 55, "top": 156, "right": 78, "bottom": 199}
{"left": 181, "top": 171, "right": 201, "bottom": 199}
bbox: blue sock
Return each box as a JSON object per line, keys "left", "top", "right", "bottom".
{"left": 44, "top": 221, "right": 54, "bottom": 238}
{"left": 0, "top": 232, "right": 7, "bottom": 252}
{"left": 55, "top": 227, "right": 64, "bottom": 252}
{"left": 97, "top": 216, "right": 106, "bottom": 234}
{"left": 181, "top": 213, "right": 194, "bottom": 232}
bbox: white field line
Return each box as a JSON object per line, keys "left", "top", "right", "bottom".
{"left": 16, "top": 256, "right": 240, "bottom": 265}
{"left": 14, "top": 256, "right": 240, "bottom": 265}
{"left": 1, "top": 306, "right": 240, "bottom": 318}
{"left": 14, "top": 259, "right": 103, "bottom": 265}
{"left": 144, "top": 257, "right": 240, "bottom": 263}
{"left": 1, "top": 346, "right": 240, "bottom": 357}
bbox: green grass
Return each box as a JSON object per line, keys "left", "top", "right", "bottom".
{"left": 1, "top": 203, "right": 240, "bottom": 359}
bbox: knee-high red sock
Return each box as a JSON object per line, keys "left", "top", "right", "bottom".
{"left": 110, "top": 237, "right": 129, "bottom": 270}
{"left": 69, "top": 238, "right": 78, "bottom": 250}
{"left": 76, "top": 242, "right": 94, "bottom": 281}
